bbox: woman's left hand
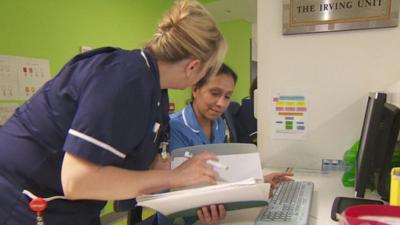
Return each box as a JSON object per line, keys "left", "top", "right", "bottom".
{"left": 263, "top": 172, "right": 294, "bottom": 189}
{"left": 197, "top": 204, "right": 226, "bottom": 225}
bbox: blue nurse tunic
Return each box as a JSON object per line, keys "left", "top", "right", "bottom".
{"left": 0, "top": 47, "right": 169, "bottom": 225}
{"left": 169, "top": 103, "right": 226, "bottom": 151}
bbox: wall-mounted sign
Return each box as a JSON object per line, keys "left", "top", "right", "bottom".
{"left": 283, "top": 0, "right": 399, "bottom": 34}
{"left": 272, "top": 94, "right": 308, "bottom": 140}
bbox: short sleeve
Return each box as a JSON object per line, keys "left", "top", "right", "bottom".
{"left": 64, "top": 63, "right": 154, "bottom": 166}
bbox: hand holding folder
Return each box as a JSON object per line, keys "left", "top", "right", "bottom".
{"left": 136, "top": 177, "right": 270, "bottom": 217}
{"left": 136, "top": 144, "right": 270, "bottom": 220}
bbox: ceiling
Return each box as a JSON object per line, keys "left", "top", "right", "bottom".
{"left": 202, "top": 0, "right": 257, "bottom": 23}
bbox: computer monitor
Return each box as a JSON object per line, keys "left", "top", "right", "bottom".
{"left": 355, "top": 92, "right": 386, "bottom": 198}
{"left": 376, "top": 103, "right": 400, "bottom": 200}
{"left": 355, "top": 92, "right": 400, "bottom": 199}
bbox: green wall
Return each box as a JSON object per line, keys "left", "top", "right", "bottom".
{"left": 199, "top": 0, "right": 220, "bottom": 3}
{"left": 220, "top": 20, "right": 251, "bottom": 101}
{"left": 0, "top": 0, "right": 174, "bottom": 75}
{"left": 0, "top": 0, "right": 251, "bottom": 110}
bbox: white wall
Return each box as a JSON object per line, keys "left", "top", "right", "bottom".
{"left": 257, "top": 0, "right": 400, "bottom": 169}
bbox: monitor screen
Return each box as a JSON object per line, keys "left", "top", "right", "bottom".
{"left": 376, "top": 103, "right": 400, "bottom": 200}
{"left": 355, "top": 92, "right": 387, "bottom": 198}
{"left": 355, "top": 92, "right": 400, "bottom": 199}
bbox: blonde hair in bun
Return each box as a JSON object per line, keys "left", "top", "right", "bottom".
{"left": 146, "top": 0, "right": 226, "bottom": 78}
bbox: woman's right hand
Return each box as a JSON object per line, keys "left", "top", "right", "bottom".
{"left": 170, "top": 152, "right": 219, "bottom": 188}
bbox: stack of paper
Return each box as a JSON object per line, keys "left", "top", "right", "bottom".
{"left": 136, "top": 177, "right": 270, "bottom": 216}
{"left": 136, "top": 144, "right": 269, "bottom": 218}
{"left": 171, "top": 143, "right": 264, "bottom": 182}
{"left": 171, "top": 153, "right": 264, "bottom": 183}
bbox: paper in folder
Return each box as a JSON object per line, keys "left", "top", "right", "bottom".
{"left": 136, "top": 144, "right": 270, "bottom": 219}
{"left": 136, "top": 177, "right": 270, "bottom": 218}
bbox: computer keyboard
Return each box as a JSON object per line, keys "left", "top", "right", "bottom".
{"left": 255, "top": 181, "right": 314, "bottom": 225}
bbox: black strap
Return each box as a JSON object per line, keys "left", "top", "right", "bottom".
{"left": 155, "top": 90, "right": 170, "bottom": 154}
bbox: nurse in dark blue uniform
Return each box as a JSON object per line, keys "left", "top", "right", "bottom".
{"left": 0, "top": 0, "right": 227, "bottom": 224}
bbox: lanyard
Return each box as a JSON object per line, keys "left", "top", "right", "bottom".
{"left": 23, "top": 190, "right": 66, "bottom": 225}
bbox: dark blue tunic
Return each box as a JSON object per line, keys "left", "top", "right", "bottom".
{"left": 0, "top": 47, "right": 168, "bottom": 225}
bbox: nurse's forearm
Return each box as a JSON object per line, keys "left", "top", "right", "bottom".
{"left": 61, "top": 152, "right": 176, "bottom": 200}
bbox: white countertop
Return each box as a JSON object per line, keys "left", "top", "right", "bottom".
{"left": 194, "top": 168, "right": 380, "bottom": 225}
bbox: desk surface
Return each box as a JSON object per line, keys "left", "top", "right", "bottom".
{"left": 194, "top": 168, "right": 380, "bottom": 225}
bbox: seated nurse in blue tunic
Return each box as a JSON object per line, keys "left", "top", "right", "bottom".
{"left": 0, "top": 1, "right": 227, "bottom": 225}
{"left": 167, "top": 63, "right": 237, "bottom": 225}
{"left": 169, "top": 64, "right": 294, "bottom": 224}
{"left": 169, "top": 63, "right": 237, "bottom": 150}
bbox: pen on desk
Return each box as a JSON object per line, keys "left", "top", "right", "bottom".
{"left": 184, "top": 151, "right": 229, "bottom": 170}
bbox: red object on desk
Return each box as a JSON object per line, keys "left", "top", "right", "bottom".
{"left": 340, "top": 204, "right": 400, "bottom": 225}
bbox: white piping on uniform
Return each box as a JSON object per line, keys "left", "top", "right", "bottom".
{"left": 182, "top": 108, "right": 200, "bottom": 133}
{"left": 22, "top": 190, "right": 66, "bottom": 202}
{"left": 224, "top": 119, "right": 230, "bottom": 142}
{"left": 249, "top": 131, "right": 257, "bottom": 137}
{"left": 141, "top": 51, "right": 150, "bottom": 68}
{"left": 68, "top": 129, "right": 126, "bottom": 159}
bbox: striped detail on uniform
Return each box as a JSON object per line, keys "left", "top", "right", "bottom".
{"left": 141, "top": 51, "right": 150, "bottom": 68}
{"left": 68, "top": 129, "right": 126, "bottom": 159}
